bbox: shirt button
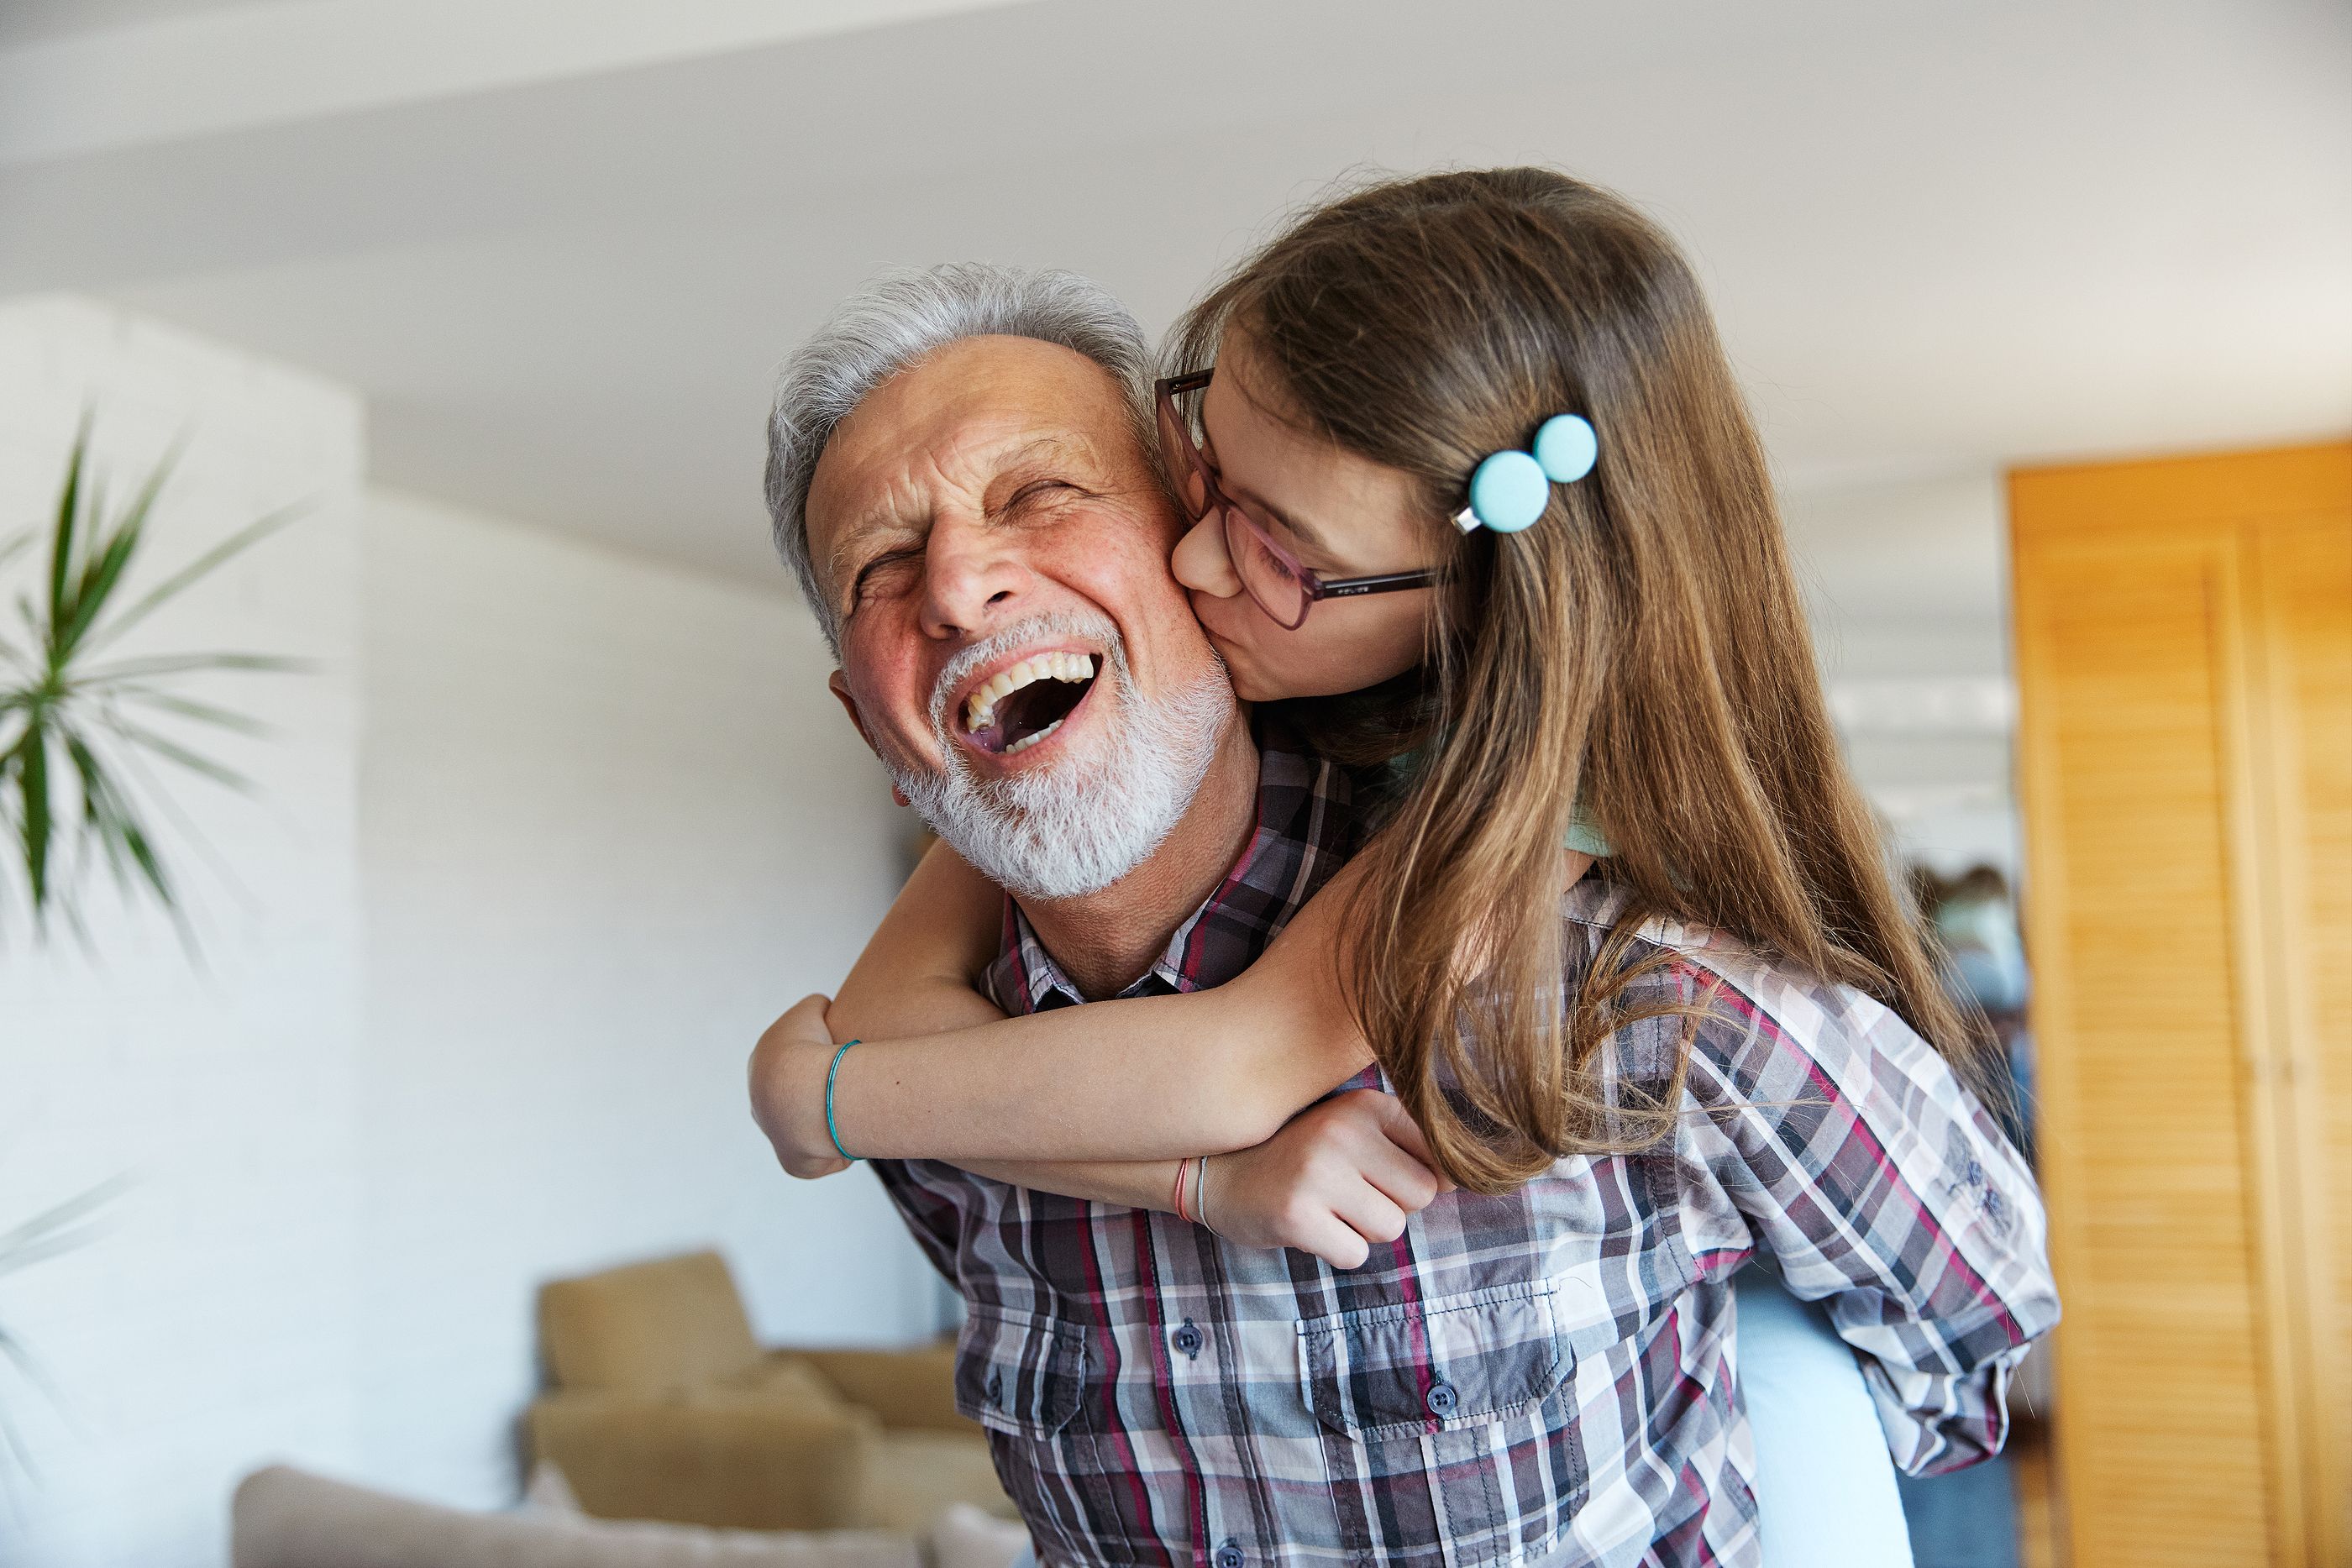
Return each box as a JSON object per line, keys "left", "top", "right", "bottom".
{"left": 1173, "top": 1319, "right": 1204, "bottom": 1360}
{"left": 1425, "top": 1380, "right": 1458, "bottom": 1417}
{"left": 1215, "top": 1540, "right": 1246, "bottom": 1568}
{"left": 985, "top": 1371, "right": 1004, "bottom": 1409}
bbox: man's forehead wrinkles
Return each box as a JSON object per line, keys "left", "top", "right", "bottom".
{"left": 998, "top": 431, "right": 1094, "bottom": 469}
{"left": 927, "top": 422, "right": 1096, "bottom": 491}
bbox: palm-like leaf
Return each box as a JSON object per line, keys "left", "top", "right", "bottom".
{"left": 0, "top": 1179, "right": 126, "bottom": 1285}
{"left": 0, "top": 420, "right": 304, "bottom": 940}
{"left": 0, "top": 1178, "right": 127, "bottom": 1489}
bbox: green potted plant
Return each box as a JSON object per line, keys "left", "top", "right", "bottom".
{"left": 2, "top": 421, "right": 302, "bottom": 939}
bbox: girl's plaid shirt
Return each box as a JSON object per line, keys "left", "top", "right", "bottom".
{"left": 869, "top": 737, "right": 2058, "bottom": 1568}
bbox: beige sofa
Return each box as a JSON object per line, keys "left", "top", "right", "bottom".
{"left": 230, "top": 1466, "right": 925, "bottom": 1568}
{"left": 527, "top": 1251, "right": 1007, "bottom": 1534}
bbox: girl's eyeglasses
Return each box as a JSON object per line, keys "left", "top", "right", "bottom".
{"left": 1156, "top": 370, "right": 1445, "bottom": 631}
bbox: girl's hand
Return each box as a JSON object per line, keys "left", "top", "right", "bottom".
{"left": 1201, "top": 1089, "right": 1452, "bottom": 1269}
{"left": 748, "top": 994, "right": 852, "bottom": 1179}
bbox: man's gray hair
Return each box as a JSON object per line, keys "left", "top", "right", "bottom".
{"left": 764, "top": 262, "right": 1152, "bottom": 646}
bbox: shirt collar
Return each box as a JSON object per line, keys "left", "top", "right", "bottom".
{"left": 999, "top": 881, "right": 1224, "bottom": 1009}
{"left": 988, "top": 725, "right": 1352, "bottom": 1011}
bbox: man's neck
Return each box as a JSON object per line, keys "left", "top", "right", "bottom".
{"left": 1016, "top": 716, "right": 1261, "bottom": 1000}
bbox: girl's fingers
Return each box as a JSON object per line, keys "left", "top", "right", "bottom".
{"left": 1286, "top": 1208, "right": 1373, "bottom": 1270}
{"left": 1362, "top": 1092, "right": 1457, "bottom": 1193}
{"left": 1334, "top": 1183, "right": 1411, "bottom": 1249}
{"left": 1363, "top": 1158, "right": 1441, "bottom": 1217}
{"left": 1313, "top": 1223, "right": 1374, "bottom": 1272}
{"left": 1352, "top": 1125, "right": 1444, "bottom": 1214}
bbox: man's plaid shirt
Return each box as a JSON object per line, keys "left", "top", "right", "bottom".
{"left": 869, "top": 737, "right": 2058, "bottom": 1568}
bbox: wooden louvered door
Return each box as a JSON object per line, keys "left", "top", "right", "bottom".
{"left": 2010, "top": 442, "right": 2350, "bottom": 1568}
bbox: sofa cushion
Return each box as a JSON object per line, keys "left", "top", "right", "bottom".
{"left": 796, "top": 1345, "right": 976, "bottom": 1435}
{"left": 541, "top": 1251, "right": 763, "bottom": 1393}
{"left": 529, "top": 1387, "right": 881, "bottom": 1532}
{"left": 724, "top": 1353, "right": 857, "bottom": 1413}
{"left": 230, "top": 1466, "right": 921, "bottom": 1568}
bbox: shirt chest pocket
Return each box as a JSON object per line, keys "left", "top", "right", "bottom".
{"left": 1295, "top": 1281, "right": 1582, "bottom": 1566}
{"left": 953, "top": 1304, "right": 1087, "bottom": 1439}
{"left": 1294, "top": 1278, "right": 1570, "bottom": 1440}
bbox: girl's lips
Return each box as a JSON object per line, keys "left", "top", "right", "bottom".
{"left": 1191, "top": 617, "right": 1273, "bottom": 701}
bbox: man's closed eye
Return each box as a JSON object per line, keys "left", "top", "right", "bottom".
{"left": 1001, "top": 478, "right": 1086, "bottom": 515}
{"left": 851, "top": 549, "right": 923, "bottom": 611}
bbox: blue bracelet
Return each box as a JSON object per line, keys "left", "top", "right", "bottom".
{"left": 824, "top": 1040, "right": 860, "bottom": 1162}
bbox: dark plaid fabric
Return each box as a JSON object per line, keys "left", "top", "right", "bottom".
{"left": 870, "top": 738, "right": 2057, "bottom": 1568}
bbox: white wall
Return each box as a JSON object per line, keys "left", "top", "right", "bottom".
{"left": 0, "top": 298, "right": 930, "bottom": 1566}
{"left": 0, "top": 295, "right": 367, "bottom": 1566}
{"left": 354, "top": 489, "right": 935, "bottom": 1508}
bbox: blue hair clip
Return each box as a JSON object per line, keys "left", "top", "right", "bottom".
{"left": 1453, "top": 414, "right": 1599, "bottom": 534}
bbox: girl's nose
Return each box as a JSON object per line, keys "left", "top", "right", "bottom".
{"left": 1171, "top": 511, "right": 1242, "bottom": 598}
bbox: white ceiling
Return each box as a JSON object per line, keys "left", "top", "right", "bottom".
{"left": 2, "top": 0, "right": 2347, "bottom": 597}
{"left": 0, "top": 0, "right": 284, "bottom": 49}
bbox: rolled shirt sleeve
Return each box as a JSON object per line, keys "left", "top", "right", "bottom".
{"left": 1675, "top": 953, "right": 2061, "bottom": 1475}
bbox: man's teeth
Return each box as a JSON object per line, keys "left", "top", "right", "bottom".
{"left": 963, "top": 651, "right": 1097, "bottom": 734}
{"left": 1002, "top": 719, "right": 1063, "bottom": 756}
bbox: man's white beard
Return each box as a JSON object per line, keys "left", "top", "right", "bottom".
{"left": 888, "top": 611, "right": 1234, "bottom": 903}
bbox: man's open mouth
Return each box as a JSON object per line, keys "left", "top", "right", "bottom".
{"left": 958, "top": 650, "right": 1099, "bottom": 757}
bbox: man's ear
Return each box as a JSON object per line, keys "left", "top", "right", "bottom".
{"left": 827, "top": 670, "right": 911, "bottom": 809}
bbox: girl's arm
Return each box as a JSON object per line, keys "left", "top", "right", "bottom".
{"left": 743, "top": 842, "right": 1450, "bottom": 1266}
{"left": 750, "top": 985, "right": 1446, "bottom": 1269}
{"left": 829, "top": 836, "right": 1011, "bottom": 1040}
{"left": 958, "top": 1088, "right": 1448, "bottom": 1271}
{"left": 755, "top": 850, "right": 1384, "bottom": 1175}
{"left": 759, "top": 843, "right": 1593, "bottom": 1173}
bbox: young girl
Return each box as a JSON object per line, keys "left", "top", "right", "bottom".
{"left": 752, "top": 168, "right": 2053, "bottom": 1564}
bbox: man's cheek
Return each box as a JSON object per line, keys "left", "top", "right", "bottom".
{"left": 864, "top": 688, "right": 930, "bottom": 759}
{"left": 1069, "top": 505, "right": 1180, "bottom": 569}
{"left": 832, "top": 657, "right": 918, "bottom": 759}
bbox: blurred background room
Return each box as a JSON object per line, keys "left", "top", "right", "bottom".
{"left": 0, "top": 3, "right": 2345, "bottom": 1567}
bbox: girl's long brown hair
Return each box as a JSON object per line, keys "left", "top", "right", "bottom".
{"left": 1170, "top": 168, "right": 1993, "bottom": 1193}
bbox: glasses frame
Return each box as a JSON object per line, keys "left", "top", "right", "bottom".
{"left": 1155, "top": 369, "right": 1445, "bottom": 631}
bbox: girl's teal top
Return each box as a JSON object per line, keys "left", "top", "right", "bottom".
{"left": 1373, "top": 753, "right": 1612, "bottom": 857}
{"left": 1563, "top": 810, "right": 1612, "bottom": 858}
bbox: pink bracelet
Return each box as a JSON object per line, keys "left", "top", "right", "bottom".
{"left": 1172, "top": 1157, "right": 1194, "bottom": 1224}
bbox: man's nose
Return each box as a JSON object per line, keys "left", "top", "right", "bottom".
{"left": 918, "top": 515, "right": 1032, "bottom": 639}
